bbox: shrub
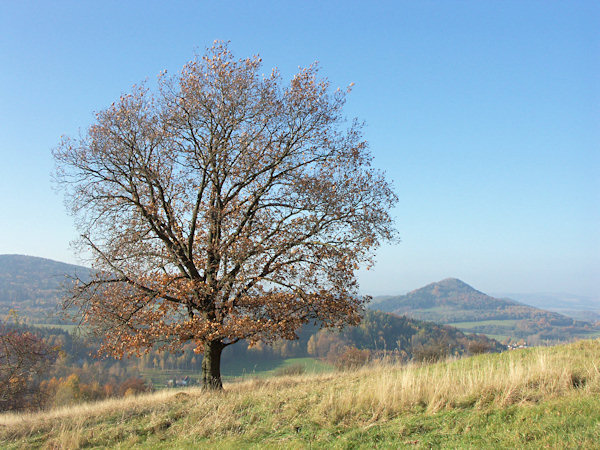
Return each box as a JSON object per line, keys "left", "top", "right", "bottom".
{"left": 412, "top": 339, "right": 450, "bottom": 362}
{"left": 118, "top": 377, "right": 150, "bottom": 396}
{"left": 468, "top": 340, "right": 493, "bottom": 355}
{"left": 333, "top": 346, "right": 371, "bottom": 370}
{"left": 274, "top": 363, "right": 305, "bottom": 376}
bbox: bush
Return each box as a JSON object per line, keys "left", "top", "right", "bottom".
{"left": 274, "top": 363, "right": 305, "bottom": 376}
{"left": 412, "top": 339, "right": 450, "bottom": 363}
{"left": 118, "top": 377, "right": 150, "bottom": 396}
{"left": 467, "top": 340, "right": 493, "bottom": 355}
{"left": 333, "top": 346, "right": 371, "bottom": 370}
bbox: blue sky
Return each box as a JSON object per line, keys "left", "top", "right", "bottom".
{"left": 1, "top": 1, "right": 598, "bottom": 297}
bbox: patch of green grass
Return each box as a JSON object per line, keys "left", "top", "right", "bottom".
{"left": 323, "top": 394, "right": 600, "bottom": 449}
{"left": 483, "top": 333, "right": 511, "bottom": 341}
{"left": 54, "top": 393, "right": 598, "bottom": 449}
{"left": 223, "top": 356, "right": 332, "bottom": 379}
{"left": 449, "top": 319, "right": 519, "bottom": 328}
{"left": 447, "top": 319, "right": 518, "bottom": 341}
{"left": 221, "top": 357, "right": 290, "bottom": 378}
{"left": 141, "top": 357, "right": 333, "bottom": 388}
{"left": 264, "top": 357, "right": 333, "bottom": 377}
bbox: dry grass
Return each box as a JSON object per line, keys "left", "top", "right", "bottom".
{"left": 1, "top": 339, "right": 599, "bottom": 448}
{"left": 320, "top": 341, "right": 599, "bottom": 420}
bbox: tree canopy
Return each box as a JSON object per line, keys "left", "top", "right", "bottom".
{"left": 53, "top": 42, "right": 397, "bottom": 389}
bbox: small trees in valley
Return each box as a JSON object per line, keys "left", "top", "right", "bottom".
{"left": 53, "top": 42, "right": 397, "bottom": 389}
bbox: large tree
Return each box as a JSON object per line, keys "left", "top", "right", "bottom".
{"left": 53, "top": 42, "right": 397, "bottom": 389}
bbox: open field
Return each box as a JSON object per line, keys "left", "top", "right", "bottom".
{"left": 1, "top": 339, "right": 599, "bottom": 448}
{"left": 30, "top": 323, "right": 81, "bottom": 333}
{"left": 448, "top": 320, "right": 518, "bottom": 341}
{"left": 448, "top": 319, "right": 519, "bottom": 328}
{"left": 142, "top": 357, "right": 334, "bottom": 388}
{"left": 481, "top": 333, "right": 511, "bottom": 341}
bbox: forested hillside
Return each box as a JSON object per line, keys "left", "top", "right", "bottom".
{"left": 0, "top": 255, "right": 91, "bottom": 323}
{"left": 5, "top": 255, "right": 595, "bottom": 347}
{"left": 371, "top": 278, "right": 600, "bottom": 344}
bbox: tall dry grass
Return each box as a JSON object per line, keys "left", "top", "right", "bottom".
{"left": 319, "top": 340, "right": 600, "bottom": 422}
{"left": 1, "top": 339, "right": 598, "bottom": 447}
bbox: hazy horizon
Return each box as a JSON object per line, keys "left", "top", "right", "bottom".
{"left": 2, "top": 253, "right": 597, "bottom": 305}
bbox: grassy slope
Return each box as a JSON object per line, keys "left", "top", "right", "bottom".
{"left": 1, "top": 340, "right": 599, "bottom": 449}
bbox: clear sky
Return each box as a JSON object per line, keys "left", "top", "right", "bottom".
{"left": 1, "top": 1, "right": 598, "bottom": 297}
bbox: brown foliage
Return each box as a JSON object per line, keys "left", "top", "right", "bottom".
{"left": 332, "top": 346, "right": 371, "bottom": 370}
{"left": 53, "top": 42, "right": 397, "bottom": 388}
{"left": 467, "top": 339, "right": 494, "bottom": 355}
{"left": 0, "top": 324, "right": 57, "bottom": 411}
{"left": 117, "top": 377, "right": 150, "bottom": 397}
{"left": 307, "top": 331, "right": 348, "bottom": 358}
{"left": 39, "top": 375, "right": 150, "bottom": 407}
{"left": 412, "top": 337, "right": 451, "bottom": 363}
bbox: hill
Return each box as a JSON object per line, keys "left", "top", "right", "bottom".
{"left": 1, "top": 339, "right": 598, "bottom": 448}
{"left": 370, "top": 278, "right": 600, "bottom": 344}
{"left": 494, "top": 291, "right": 600, "bottom": 322}
{"left": 0, "top": 254, "right": 91, "bottom": 323}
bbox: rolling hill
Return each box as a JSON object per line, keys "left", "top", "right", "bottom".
{"left": 3, "top": 255, "right": 597, "bottom": 345}
{"left": 370, "top": 278, "right": 600, "bottom": 344}
{"left": 0, "top": 254, "right": 91, "bottom": 323}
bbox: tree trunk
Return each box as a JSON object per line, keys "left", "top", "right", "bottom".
{"left": 201, "top": 340, "right": 224, "bottom": 390}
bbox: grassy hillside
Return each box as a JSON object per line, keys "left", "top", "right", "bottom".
{"left": 371, "top": 278, "right": 600, "bottom": 344}
{"left": 1, "top": 339, "right": 599, "bottom": 448}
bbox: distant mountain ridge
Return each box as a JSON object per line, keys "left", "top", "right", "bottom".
{"left": 0, "top": 254, "right": 90, "bottom": 280}
{"left": 370, "top": 278, "right": 600, "bottom": 344}
{"left": 375, "top": 278, "right": 523, "bottom": 315}
{"left": 0, "top": 254, "right": 91, "bottom": 322}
